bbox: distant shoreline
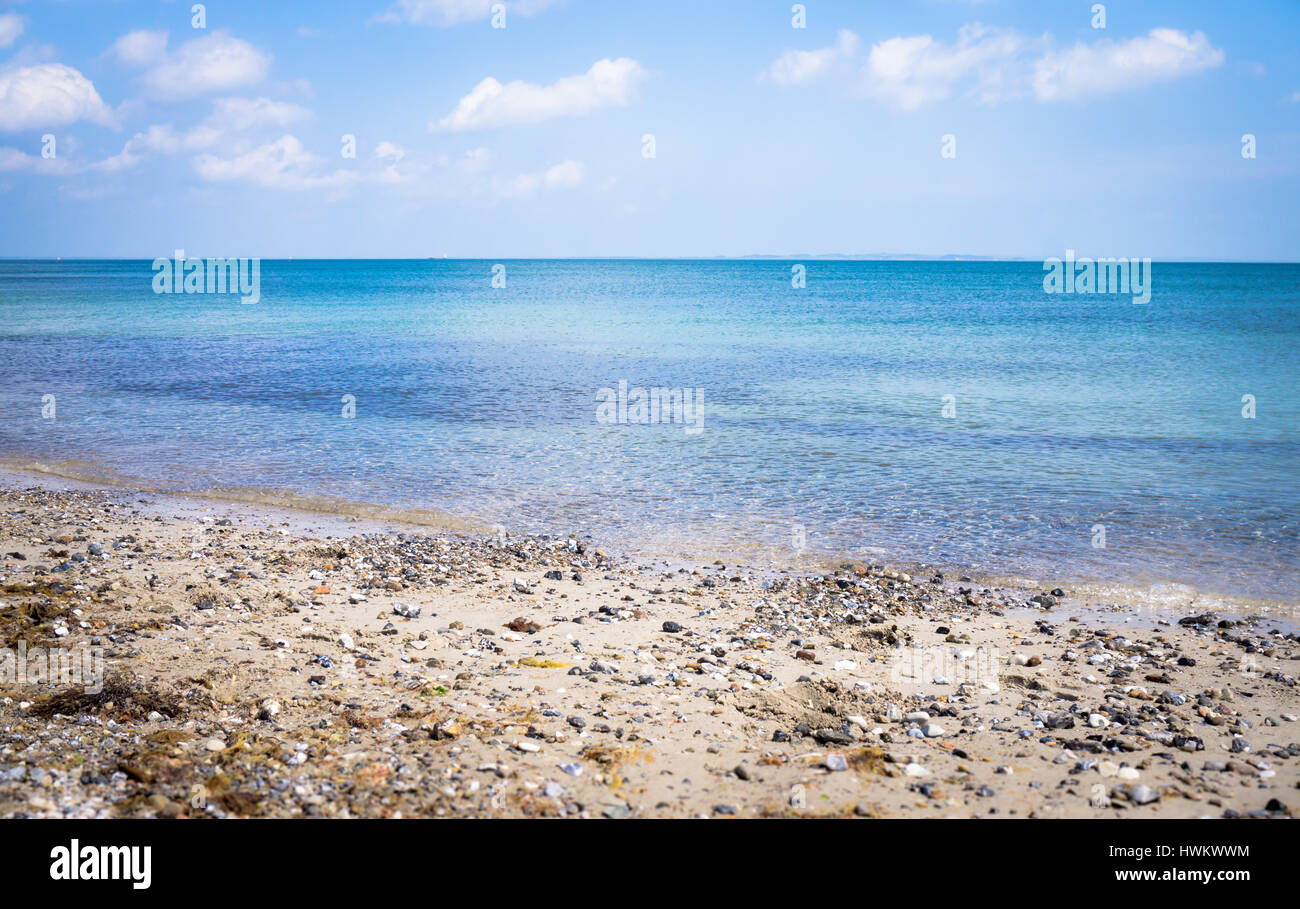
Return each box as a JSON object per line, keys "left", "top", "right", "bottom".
{"left": 4, "top": 257, "right": 1300, "bottom": 264}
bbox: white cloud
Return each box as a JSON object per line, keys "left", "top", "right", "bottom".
{"left": 192, "top": 134, "right": 442, "bottom": 194}
{"left": 0, "top": 146, "right": 71, "bottom": 174}
{"left": 375, "top": 0, "right": 557, "bottom": 27}
{"left": 374, "top": 141, "right": 406, "bottom": 162}
{"left": 456, "top": 146, "right": 492, "bottom": 174}
{"left": 494, "top": 159, "right": 584, "bottom": 199}
{"left": 433, "top": 57, "right": 645, "bottom": 131}
{"left": 497, "top": 172, "right": 540, "bottom": 198}
{"left": 139, "top": 31, "right": 272, "bottom": 100}
{"left": 208, "top": 96, "right": 312, "bottom": 130}
{"left": 183, "top": 130, "right": 581, "bottom": 202}
{"left": 0, "top": 13, "right": 24, "bottom": 49}
{"left": 0, "top": 64, "right": 115, "bottom": 131}
{"left": 542, "top": 159, "right": 583, "bottom": 189}
{"left": 844, "top": 23, "right": 1222, "bottom": 110}
{"left": 110, "top": 29, "right": 169, "bottom": 66}
{"left": 863, "top": 24, "right": 1028, "bottom": 110}
{"left": 763, "top": 29, "right": 860, "bottom": 86}
{"left": 373, "top": 141, "right": 408, "bottom": 183}
{"left": 1033, "top": 29, "right": 1224, "bottom": 101}
{"left": 194, "top": 134, "right": 356, "bottom": 190}
{"left": 96, "top": 97, "right": 313, "bottom": 172}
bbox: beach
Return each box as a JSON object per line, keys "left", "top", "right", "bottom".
{"left": 0, "top": 473, "right": 1294, "bottom": 819}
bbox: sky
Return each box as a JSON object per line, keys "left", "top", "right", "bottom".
{"left": 0, "top": 0, "right": 1296, "bottom": 259}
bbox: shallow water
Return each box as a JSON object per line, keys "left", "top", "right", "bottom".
{"left": 1, "top": 259, "right": 1296, "bottom": 602}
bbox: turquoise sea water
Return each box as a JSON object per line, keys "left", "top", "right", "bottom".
{"left": 0, "top": 259, "right": 1296, "bottom": 602}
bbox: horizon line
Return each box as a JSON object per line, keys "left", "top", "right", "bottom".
{"left": 4, "top": 255, "right": 1299, "bottom": 264}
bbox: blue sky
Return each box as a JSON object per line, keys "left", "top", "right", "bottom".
{"left": 0, "top": 0, "right": 1296, "bottom": 258}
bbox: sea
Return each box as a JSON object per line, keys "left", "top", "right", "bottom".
{"left": 1, "top": 258, "right": 1296, "bottom": 607}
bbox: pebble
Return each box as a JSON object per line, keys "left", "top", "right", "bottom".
{"left": 1127, "top": 785, "right": 1160, "bottom": 805}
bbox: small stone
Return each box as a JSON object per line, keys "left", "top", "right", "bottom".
{"left": 1127, "top": 784, "right": 1160, "bottom": 805}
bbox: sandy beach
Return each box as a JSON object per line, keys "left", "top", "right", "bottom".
{"left": 0, "top": 473, "right": 1295, "bottom": 819}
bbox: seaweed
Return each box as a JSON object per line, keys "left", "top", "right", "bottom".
{"left": 28, "top": 672, "right": 186, "bottom": 721}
